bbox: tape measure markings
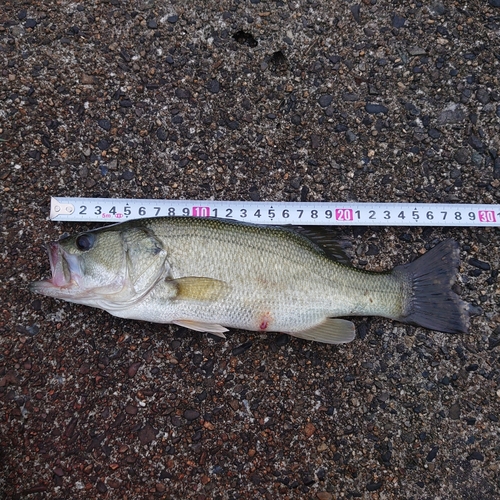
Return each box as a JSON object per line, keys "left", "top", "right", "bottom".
{"left": 49, "top": 197, "right": 500, "bottom": 226}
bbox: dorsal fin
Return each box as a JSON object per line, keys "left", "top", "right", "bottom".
{"left": 292, "top": 226, "right": 352, "bottom": 266}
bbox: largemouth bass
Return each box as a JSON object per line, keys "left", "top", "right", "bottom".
{"left": 30, "top": 217, "right": 471, "bottom": 343}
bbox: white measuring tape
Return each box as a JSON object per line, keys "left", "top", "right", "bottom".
{"left": 49, "top": 197, "right": 500, "bottom": 226}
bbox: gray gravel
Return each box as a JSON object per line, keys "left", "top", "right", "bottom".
{"left": 1, "top": 0, "right": 500, "bottom": 499}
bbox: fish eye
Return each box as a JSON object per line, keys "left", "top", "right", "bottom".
{"left": 75, "top": 233, "right": 95, "bottom": 251}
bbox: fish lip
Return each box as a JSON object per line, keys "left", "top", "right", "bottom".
{"left": 30, "top": 242, "right": 81, "bottom": 293}
{"left": 44, "top": 241, "right": 75, "bottom": 287}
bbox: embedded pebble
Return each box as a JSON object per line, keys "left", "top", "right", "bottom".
{"left": 365, "top": 103, "right": 389, "bottom": 114}
{"left": 183, "top": 409, "right": 200, "bottom": 421}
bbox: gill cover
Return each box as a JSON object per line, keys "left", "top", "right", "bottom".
{"left": 121, "top": 226, "right": 170, "bottom": 298}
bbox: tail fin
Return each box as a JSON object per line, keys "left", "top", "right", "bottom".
{"left": 394, "top": 240, "right": 471, "bottom": 334}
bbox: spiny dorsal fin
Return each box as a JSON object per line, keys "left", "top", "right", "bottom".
{"left": 292, "top": 226, "right": 352, "bottom": 266}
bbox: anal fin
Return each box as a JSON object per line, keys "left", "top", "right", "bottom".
{"left": 173, "top": 319, "right": 228, "bottom": 338}
{"left": 289, "top": 318, "right": 355, "bottom": 344}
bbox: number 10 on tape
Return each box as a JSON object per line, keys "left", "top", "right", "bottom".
{"left": 50, "top": 197, "right": 500, "bottom": 226}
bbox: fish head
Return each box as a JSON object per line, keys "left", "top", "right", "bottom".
{"left": 30, "top": 223, "right": 169, "bottom": 309}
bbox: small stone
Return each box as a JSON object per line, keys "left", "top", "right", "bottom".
{"left": 366, "top": 482, "right": 383, "bottom": 491}
{"left": 138, "top": 423, "right": 158, "bottom": 445}
{"left": 107, "top": 478, "right": 122, "bottom": 490}
{"left": 97, "top": 139, "right": 110, "bottom": 150}
{"left": 303, "top": 422, "right": 316, "bottom": 438}
{"left": 449, "top": 402, "right": 460, "bottom": 419}
{"left": 467, "top": 451, "right": 484, "bottom": 461}
{"left": 81, "top": 74, "right": 95, "bottom": 84}
{"left": 156, "top": 128, "right": 167, "bottom": 141}
{"left": 120, "top": 49, "right": 131, "bottom": 62}
{"left": 249, "top": 186, "right": 260, "bottom": 201}
{"left": 275, "top": 334, "right": 290, "bottom": 346}
{"left": 122, "top": 171, "right": 135, "bottom": 181}
{"left": 432, "top": 2, "right": 446, "bottom": 15}
{"left": 26, "top": 324, "right": 39, "bottom": 336}
{"left": 171, "top": 416, "right": 182, "bottom": 427}
{"left": 25, "top": 19, "right": 38, "bottom": 29}
{"left": 207, "top": 79, "right": 220, "bottom": 93}
{"left": 167, "top": 14, "right": 179, "bottom": 23}
{"left": 147, "top": 19, "right": 158, "bottom": 29}
{"left": 428, "top": 128, "right": 441, "bottom": 139}
{"left": 232, "top": 341, "right": 252, "bottom": 355}
{"left": 318, "top": 95, "right": 333, "bottom": 108}
{"left": 28, "top": 150, "right": 41, "bottom": 160}
{"left": 342, "top": 93, "right": 359, "bottom": 102}
{"left": 408, "top": 47, "right": 426, "bottom": 56}
{"left": 345, "top": 130, "right": 357, "bottom": 143}
{"left": 469, "top": 135, "right": 485, "bottom": 152}
{"left": 476, "top": 88, "right": 490, "bottom": 104}
{"left": 454, "top": 148, "right": 469, "bottom": 165}
{"left": 426, "top": 446, "right": 439, "bottom": 462}
{"left": 79, "top": 363, "right": 90, "bottom": 374}
{"left": 54, "top": 467, "right": 64, "bottom": 477}
{"left": 175, "top": 88, "right": 190, "bottom": 99}
{"left": 468, "top": 258, "right": 490, "bottom": 271}
{"left": 128, "top": 361, "right": 142, "bottom": 378}
{"left": 392, "top": 14, "right": 406, "bottom": 28}
{"left": 184, "top": 409, "right": 200, "bottom": 421}
{"left": 125, "top": 405, "right": 138, "bottom": 415}
{"left": 365, "top": 103, "right": 388, "bottom": 114}
{"left": 96, "top": 481, "right": 107, "bottom": 494}
{"left": 470, "top": 151, "right": 484, "bottom": 168}
{"left": 350, "top": 5, "right": 361, "bottom": 24}
{"left": 311, "top": 134, "right": 321, "bottom": 149}
{"left": 317, "top": 492, "right": 332, "bottom": 500}
{"left": 438, "top": 103, "right": 466, "bottom": 124}
{"left": 488, "top": 332, "right": 500, "bottom": 350}
{"left": 98, "top": 119, "right": 111, "bottom": 131}
{"left": 494, "top": 157, "right": 500, "bottom": 179}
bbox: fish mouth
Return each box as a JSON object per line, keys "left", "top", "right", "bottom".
{"left": 30, "top": 242, "right": 82, "bottom": 296}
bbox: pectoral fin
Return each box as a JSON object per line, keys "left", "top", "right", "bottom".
{"left": 289, "top": 319, "right": 356, "bottom": 344}
{"left": 168, "top": 277, "right": 228, "bottom": 301}
{"left": 173, "top": 319, "right": 229, "bottom": 337}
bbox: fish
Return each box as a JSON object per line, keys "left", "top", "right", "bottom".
{"left": 30, "top": 217, "right": 472, "bottom": 344}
